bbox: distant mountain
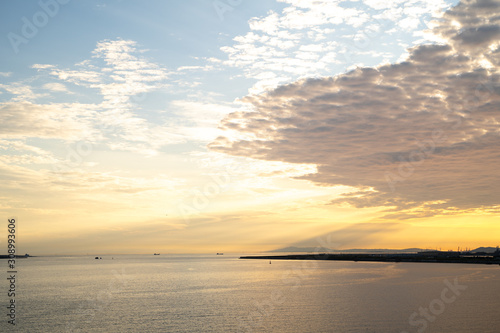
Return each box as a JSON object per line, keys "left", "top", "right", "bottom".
{"left": 268, "top": 247, "right": 333, "bottom": 253}
{"left": 269, "top": 246, "right": 499, "bottom": 254}
{"left": 471, "top": 247, "right": 499, "bottom": 253}
{"left": 268, "top": 247, "right": 425, "bottom": 253}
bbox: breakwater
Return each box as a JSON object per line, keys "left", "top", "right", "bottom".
{"left": 240, "top": 252, "right": 500, "bottom": 265}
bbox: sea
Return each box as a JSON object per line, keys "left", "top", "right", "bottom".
{"left": 2, "top": 254, "right": 499, "bottom": 332}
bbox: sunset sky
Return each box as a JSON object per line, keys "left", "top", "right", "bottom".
{"left": 2, "top": 0, "right": 499, "bottom": 255}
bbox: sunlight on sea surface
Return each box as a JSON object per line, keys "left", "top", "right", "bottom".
{"left": 4, "top": 254, "right": 500, "bottom": 332}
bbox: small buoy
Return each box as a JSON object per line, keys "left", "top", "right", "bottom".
{"left": 269, "top": 260, "right": 271, "bottom": 264}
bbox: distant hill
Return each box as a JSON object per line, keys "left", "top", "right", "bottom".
{"left": 470, "top": 247, "right": 499, "bottom": 253}
{"left": 268, "top": 247, "right": 333, "bottom": 253}
{"left": 269, "top": 246, "right": 499, "bottom": 254}
{"left": 268, "top": 247, "right": 425, "bottom": 254}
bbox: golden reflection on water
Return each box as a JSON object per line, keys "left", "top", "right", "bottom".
{"left": 10, "top": 255, "right": 500, "bottom": 333}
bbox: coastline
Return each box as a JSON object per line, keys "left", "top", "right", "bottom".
{"left": 240, "top": 253, "right": 500, "bottom": 265}
{"left": 0, "top": 255, "right": 31, "bottom": 259}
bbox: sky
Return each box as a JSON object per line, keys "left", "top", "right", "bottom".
{"left": 1, "top": 0, "right": 499, "bottom": 255}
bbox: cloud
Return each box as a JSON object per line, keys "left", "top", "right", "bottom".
{"left": 42, "top": 82, "right": 70, "bottom": 93}
{"left": 218, "top": 0, "right": 451, "bottom": 94}
{"left": 0, "top": 82, "right": 46, "bottom": 101}
{"left": 0, "top": 101, "right": 97, "bottom": 140}
{"left": 210, "top": 0, "right": 500, "bottom": 219}
{"left": 46, "top": 39, "right": 170, "bottom": 108}
{"left": 31, "top": 64, "right": 55, "bottom": 69}
{"left": 10, "top": 39, "right": 182, "bottom": 155}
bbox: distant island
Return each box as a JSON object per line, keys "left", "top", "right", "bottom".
{"left": 242, "top": 247, "right": 500, "bottom": 265}
{"left": 0, "top": 254, "right": 30, "bottom": 259}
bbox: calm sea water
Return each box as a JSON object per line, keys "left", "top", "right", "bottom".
{"left": 2, "top": 254, "right": 499, "bottom": 332}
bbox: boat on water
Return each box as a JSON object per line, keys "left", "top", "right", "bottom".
{"left": 216, "top": 253, "right": 223, "bottom": 255}
{"left": 154, "top": 253, "right": 160, "bottom": 255}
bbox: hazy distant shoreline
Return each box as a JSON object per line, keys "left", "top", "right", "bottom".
{"left": 0, "top": 255, "right": 31, "bottom": 259}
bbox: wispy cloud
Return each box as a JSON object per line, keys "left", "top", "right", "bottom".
{"left": 210, "top": 0, "right": 500, "bottom": 219}
{"left": 42, "top": 82, "right": 71, "bottom": 93}
{"left": 0, "top": 82, "right": 46, "bottom": 101}
{"left": 0, "top": 101, "right": 97, "bottom": 140}
{"left": 6, "top": 39, "right": 183, "bottom": 155}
